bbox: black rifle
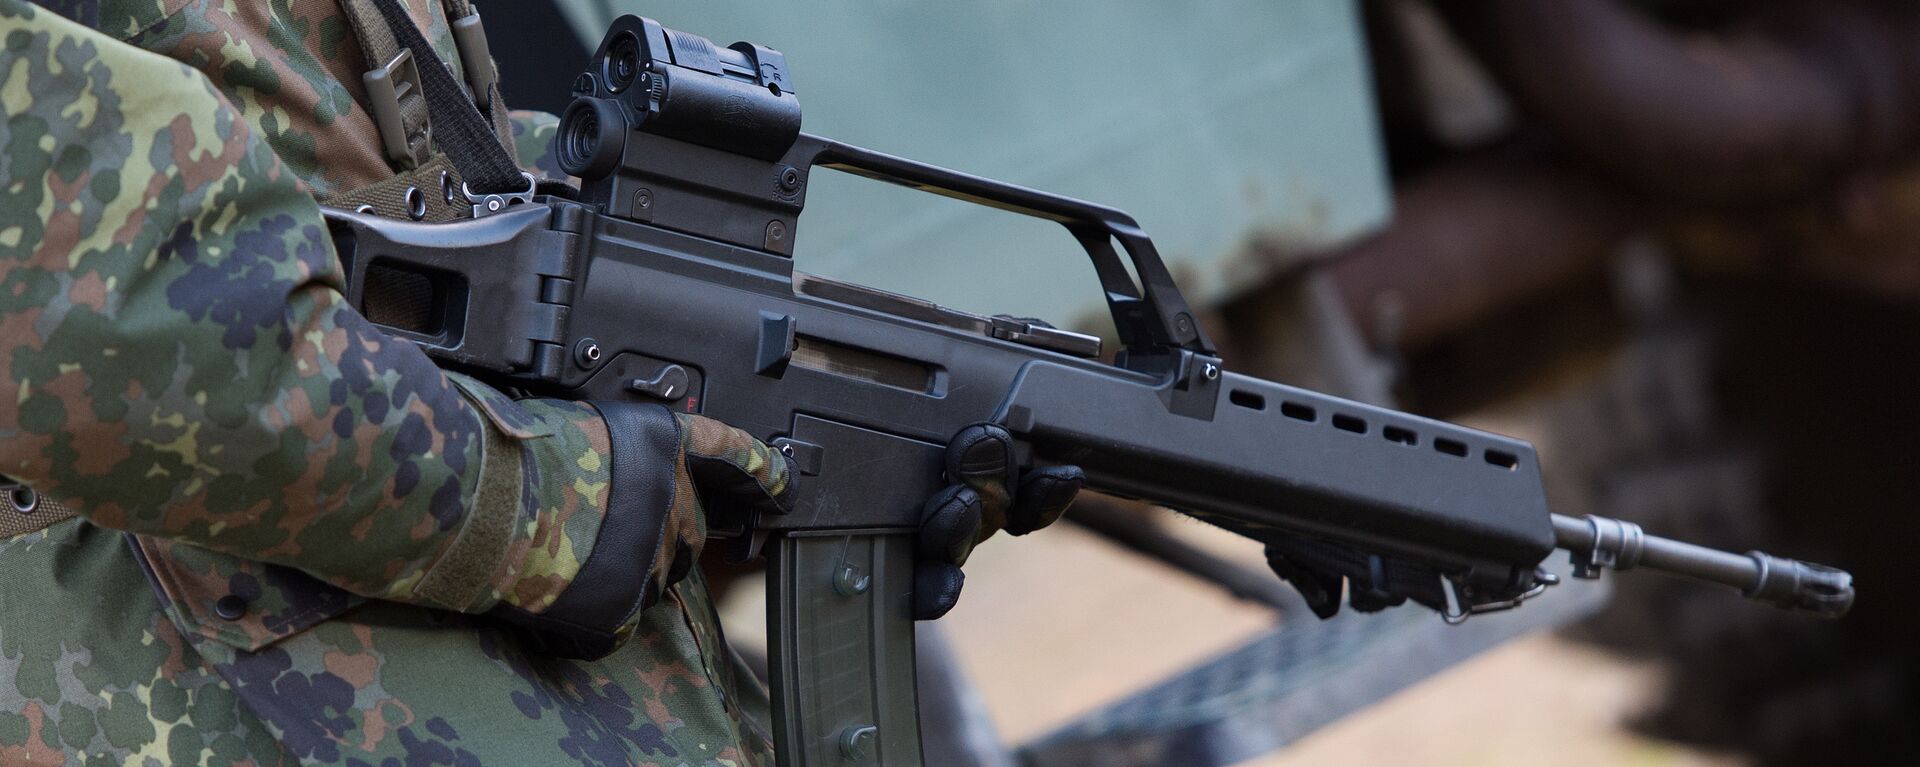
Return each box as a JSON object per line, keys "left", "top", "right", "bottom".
{"left": 326, "top": 15, "right": 1855, "bottom": 766}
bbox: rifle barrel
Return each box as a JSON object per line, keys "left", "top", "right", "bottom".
{"left": 1551, "top": 513, "right": 1854, "bottom": 618}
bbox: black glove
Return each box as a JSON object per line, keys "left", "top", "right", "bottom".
{"left": 493, "top": 401, "right": 794, "bottom": 660}
{"left": 914, "top": 423, "right": 1083, "bottom": 620}
{"left": 1263, "top": 536, "right": 1446, "bottom": 619}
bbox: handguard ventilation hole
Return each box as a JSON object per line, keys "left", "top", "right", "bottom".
{"left": 1219, "top": 387, "right": 1517, "bottom": 471}
{"left": 1383, "top": 426, "right": 1418, "bottom": 446}
{"left": 1229, "top": 389, "right": 1266, "bottom": 410}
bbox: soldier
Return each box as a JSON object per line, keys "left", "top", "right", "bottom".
{"left": 0, "top": 1, "right": 1075, "bottom": 764}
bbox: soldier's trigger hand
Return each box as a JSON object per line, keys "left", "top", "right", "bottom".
{"left": 675, "top": 410, "right": 797, "bottom": 525}
{"left": 494, "top": 401, "right": 793, "bottom": 660}
{"left": 914, "top": 423, "right": 1084, "bottom": 620}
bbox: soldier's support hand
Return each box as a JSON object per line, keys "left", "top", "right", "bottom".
{"left": 1262, "top": 536, "right": 1448, "bottom": 619}
{"left": 915, "top": 423, "right": 1084, "bottom": 620}
{"left": 489, "top": 402, "right": 794, "bottom": 660}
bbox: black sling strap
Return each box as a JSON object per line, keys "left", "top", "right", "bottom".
{"left": 361, "top": 0, "right": 524, "bottom": 194}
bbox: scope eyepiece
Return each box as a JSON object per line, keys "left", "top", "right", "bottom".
{"left": 556, "top": 97, "right": 627, "bottom": 180}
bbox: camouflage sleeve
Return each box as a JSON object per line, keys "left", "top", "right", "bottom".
{"left": 509, "top": 109, "right": 570, "bottom": 184}
{"left": 0, "top": 2, "right": 608, "bottom": 616}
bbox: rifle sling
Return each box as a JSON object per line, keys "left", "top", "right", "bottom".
{"left": 339, "top": 0, "right": 523, "bottom": 194}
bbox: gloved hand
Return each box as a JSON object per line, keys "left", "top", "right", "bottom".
{"left": 495, "top": 401, "right": 793, "bottom": 659}
{"left": 914, "top": 423, "right": 1084, "bottom": 619}
{"left": 1262, "top": 536, "right": 1446, "bottom": 619}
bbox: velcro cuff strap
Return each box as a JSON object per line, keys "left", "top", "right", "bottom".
{"left": 412, "top": 412, "right": 526, "bottom": 611}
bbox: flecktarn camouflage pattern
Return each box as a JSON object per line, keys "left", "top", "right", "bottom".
{"left": 0, "top": 1, "right": 773, "bottom": 763}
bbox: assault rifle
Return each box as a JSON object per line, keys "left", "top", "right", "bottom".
{"left": 326, "top": 15, "right": 1855, "bottom": 766}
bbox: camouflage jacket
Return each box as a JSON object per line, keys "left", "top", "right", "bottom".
{"left": 0, "top": 1, "right": 771, "bottom": 764}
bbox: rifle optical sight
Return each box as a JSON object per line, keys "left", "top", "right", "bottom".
{"left": 559, "top": 14, "right": 801, "bottom": 177}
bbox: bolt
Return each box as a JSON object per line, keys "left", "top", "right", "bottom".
{"left": 634, "top": 189, "right": 653, "bottom": 211}
{"left": 485, "top": 197, "right": 503, "bottom": 213}
{"left": 573, "top": 338, "right": 603, "bottom": 369}
{"left": 779, "top": 167, "right": 801, "bottom": 191}
{"left": 1174, "top": 313, "right": 1195, "bottom": 338}
{"left": 765, "top": 220, "right": 787, "bottom": 242}
{"left": 1202, "top": 362, "right": 1220, "bottom": 381}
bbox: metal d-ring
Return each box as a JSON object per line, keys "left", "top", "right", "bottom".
{"left": 463, "top": 171, "right": 537, "bottom": 218}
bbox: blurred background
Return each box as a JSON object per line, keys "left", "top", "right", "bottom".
{"left": 479, "top": 1, "right": 1913, "bottom": 764}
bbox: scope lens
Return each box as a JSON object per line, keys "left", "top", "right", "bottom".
{"left": 606, "top": 33, "right": 640, "bottom": 93}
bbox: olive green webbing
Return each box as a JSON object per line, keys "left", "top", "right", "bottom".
{"left": 411, "top": 413, "right": 528, "bottom": 612}
{"left": 336, "top": 0, "right": 406, "bottom": 72}
{"left": 332, "top": 0, "right": 520, "bottom": 216}
{"left": 322, "top": 153, "right": 474, "bottom": 222}
{"left": 0, "top": 495, "right": 78, "bottom": 540}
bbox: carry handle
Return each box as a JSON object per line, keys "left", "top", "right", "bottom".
{"left": 794, "top": 134, "right": 1216, "bottom": 357}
